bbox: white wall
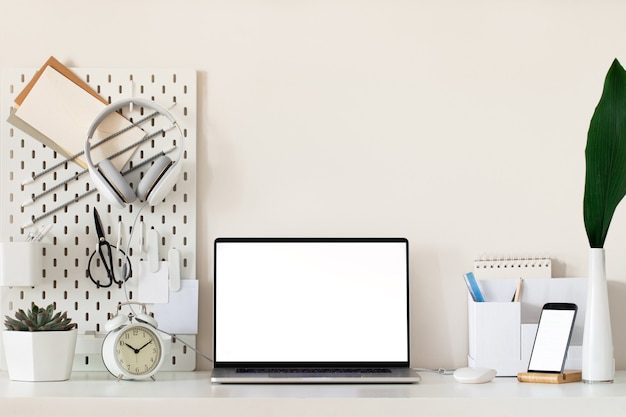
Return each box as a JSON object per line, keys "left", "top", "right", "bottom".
{"left": 2, "top": 0, "right": 626, "bottom": 371}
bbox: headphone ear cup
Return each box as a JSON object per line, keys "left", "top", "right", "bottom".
{"left": 87, "top": 160, "right": 125, "bottom": 210}
{"left": 136, "top": 155, "right": 173, "bottom": 203}
{"left": 135, "top": 314, "right": 158, "bottom": 328}
{"left": 104, "top": 314, "right": 129, "bottom": 332}
{"left": 98, "top": 159, "right": 137, "bottom": 205}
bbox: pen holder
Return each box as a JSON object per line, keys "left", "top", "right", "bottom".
{"left": 467, "top": 277, "right": 588, "bottom": 376}
{"left": 0, "top": 242, "right": 46, "bottom": 287}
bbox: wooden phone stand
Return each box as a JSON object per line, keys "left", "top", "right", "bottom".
{"left": 517, "top": 370, "right": 582, "bottom": 384}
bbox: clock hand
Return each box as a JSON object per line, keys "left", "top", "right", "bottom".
{"left": 137, "top": 340, "right": 154, "bottom": 352}
{"left": 125, "top": 343, "right": 140, "bottom": 354}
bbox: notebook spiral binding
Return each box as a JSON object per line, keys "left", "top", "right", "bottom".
{"left": 473, "top": 255, "right": 552, "bottom": 279}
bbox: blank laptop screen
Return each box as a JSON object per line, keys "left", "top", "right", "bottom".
{"left": 213, "top": 238, "right": 410, "bottom": 366}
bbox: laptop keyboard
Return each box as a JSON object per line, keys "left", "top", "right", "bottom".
{"left": 236, "top": 368, "right": 392, "bottom": 374}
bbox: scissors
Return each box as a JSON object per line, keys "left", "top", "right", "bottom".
{"left": 87, "top": 208, "right": 132, "bottom": 288}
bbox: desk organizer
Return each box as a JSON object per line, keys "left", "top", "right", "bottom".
{"left": 467, "top": 278, "right": 587, "bottom": 376}
{"left": 0, "top": 67, "right": 197, "bottom": 372}
{"left": 0, "top": 242, "right": 46, "bottom": 287}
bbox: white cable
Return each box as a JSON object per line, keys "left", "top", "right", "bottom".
{"left": 119, "top": 202, "right": 214, "bottom": 364}
{"left": 414, "top": 367, "right": 456, "bottom": 375}
{"left": 121, "top": 201, "right": 149, "bottom": 318}
{"left": 157, "top": 328, "right": 213, "bottom": 364}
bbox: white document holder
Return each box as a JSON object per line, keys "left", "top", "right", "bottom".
{"left": 467, "top": 277, "right": 587, "bottom": 376}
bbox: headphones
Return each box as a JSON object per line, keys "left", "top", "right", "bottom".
{"left": 85, "top": 98, "right": 184, "bottom": 209}
{"left": 104, "top": 302, "right": 158, "bottom": 332}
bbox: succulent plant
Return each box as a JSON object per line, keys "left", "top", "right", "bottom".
{"left": 4, "top": 303, "right": 77, "bottom": 331}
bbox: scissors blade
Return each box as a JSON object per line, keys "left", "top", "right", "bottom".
{"left": 93, "top": 208, "right": 106, "bottom": 240}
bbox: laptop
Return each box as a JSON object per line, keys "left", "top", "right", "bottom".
{"left": 210, "top": 237, "right": 421, "bottom": 384}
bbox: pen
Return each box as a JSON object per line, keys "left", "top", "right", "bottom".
{"left": 513, "top": 278, "right": 523, "bottom": 302}
{"left": 25, "top": 230, "right": 36, "bottom": 242}
{"left": 33, "top": 224, "right": 53, "bottom": 242}
{"left": 26, "top": 224, "right": 45, "bottom": 242}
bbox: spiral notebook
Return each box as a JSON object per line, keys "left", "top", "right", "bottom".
{"left": 473, "top": 256, "right": 552, "bottom": 280}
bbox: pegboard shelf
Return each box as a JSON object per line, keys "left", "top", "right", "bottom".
{"left": 0, "top": 67, "right": 197, "bottom": 371}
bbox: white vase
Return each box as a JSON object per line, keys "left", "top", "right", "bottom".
{"left": 2, "top": 329, "right": 77, "bottom": 381}
{"left": 582, "top": 248, "right": 615, "bottom": 383}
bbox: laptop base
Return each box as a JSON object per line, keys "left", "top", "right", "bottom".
{"left": 211, "top": 367, "right": 421, "bottom": 384}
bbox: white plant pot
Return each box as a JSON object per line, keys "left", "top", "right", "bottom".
{"left": 2, "top": 329, "right": 77, "bottom": 381}
{"left": 582, "top": 248, "right": 615, "bottom": 383}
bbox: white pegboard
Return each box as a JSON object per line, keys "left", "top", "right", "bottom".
{"left": 0, "top": 67, "right": 197, "bottom": 372}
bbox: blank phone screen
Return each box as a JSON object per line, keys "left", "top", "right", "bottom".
{"left": 527, "top": 307, "right": 577, "bottom": 373}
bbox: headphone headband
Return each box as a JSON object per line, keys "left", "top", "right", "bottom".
{"left": 84, "top": 98, "right": 184, "bottom": 208}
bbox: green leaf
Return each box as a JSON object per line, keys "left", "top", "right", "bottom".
{"left": 584, "top": 58, "right": 626, "bottom": 247}
{"left": 4, "top": 316, "right": 28, "bottom": 331}
{"left": 36, "top": 311, "right": 48, "bottom": 327}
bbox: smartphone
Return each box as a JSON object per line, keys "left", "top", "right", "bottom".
{"left": 527, "top": 302, "right": 578, "bottom": 373}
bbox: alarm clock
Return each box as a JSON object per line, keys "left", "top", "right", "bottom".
{"left": 102, "top": 302, "right": 166, "bottom": 381}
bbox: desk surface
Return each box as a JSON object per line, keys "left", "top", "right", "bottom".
{"left": 1, "top": 370, "right": 626, "bottom": 417}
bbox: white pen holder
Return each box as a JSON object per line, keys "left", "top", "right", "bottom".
{"left": 0, "top": 242, "right": 46, "bottom": 287}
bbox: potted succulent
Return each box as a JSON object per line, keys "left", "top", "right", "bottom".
{"left": 2, "top": 303, "right": 78, "bottom": 381}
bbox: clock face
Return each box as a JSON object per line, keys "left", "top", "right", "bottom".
{"left": 115, "top": 325, "right": 162, "bottom": 376}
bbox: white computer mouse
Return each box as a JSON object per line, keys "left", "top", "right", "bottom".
{"left": 453, "top": 367, "right": 497, "bottom": 384}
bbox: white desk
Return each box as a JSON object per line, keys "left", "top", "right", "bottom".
{"left": 1, "top": 370, "right": 625, "bottom": 417}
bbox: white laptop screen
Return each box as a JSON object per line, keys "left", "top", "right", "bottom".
{"left": 213, "top": 238, "right": 410, "bottom": 366}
